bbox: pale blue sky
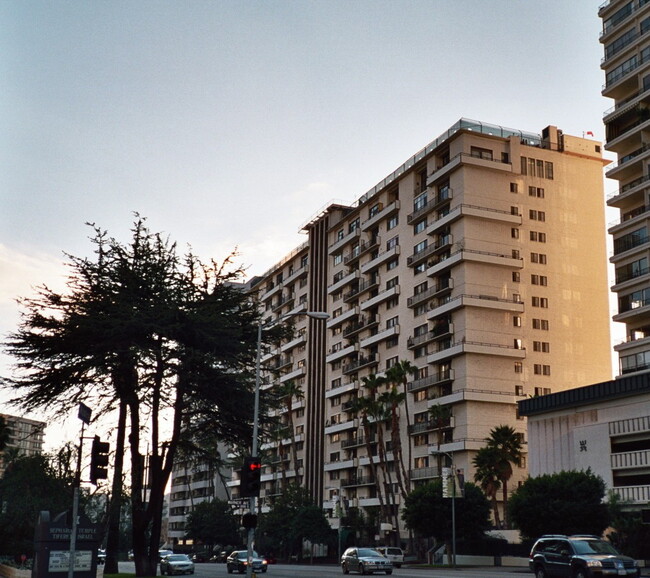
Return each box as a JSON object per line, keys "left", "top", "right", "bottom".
{"left": 1, "top": 0, "right": 613, "bottom": 441}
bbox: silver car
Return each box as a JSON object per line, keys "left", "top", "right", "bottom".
{"left": 160, "top": 554, "right": 195, "bottom": 575}
{"left": 341, "top": 547, "right": 393, "bottom": 575}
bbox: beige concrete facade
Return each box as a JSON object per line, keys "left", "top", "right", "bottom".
{"left": 240, "top": 119, "right": 613, "bottom": 537}
{"left": 600, "top": 0, "right": 650, "bottom": 375}
{"left": 0, "top": 412, "right": 45, "bottom": 478}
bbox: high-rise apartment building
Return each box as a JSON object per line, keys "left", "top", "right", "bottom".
{"left": 238, "top": 118, "right": 613, "bottom": 536}
{"left": 600, "top": 0, "right": 650, "bottom": 375}
{"left": 0, "top": 412, "right": 45, "bottom": 478}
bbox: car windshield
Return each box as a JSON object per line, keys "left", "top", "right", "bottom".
{"left": 237, "top": 551, "right": 260, "bottom": 559}
{"left": 357, "top": 548, "right": 382, "bottom": 557}
{"left": 572, "top": 540, "right": 619, "bottom": 556}
{"left": 167, "top": 555, "right": 189, "bottom": 562}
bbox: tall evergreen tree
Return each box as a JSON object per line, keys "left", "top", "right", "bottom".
{"left": 2, "top": 217, "right": 262, "bottom": 576}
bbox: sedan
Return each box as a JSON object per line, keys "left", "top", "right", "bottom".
{"left": 341, "top": 547, "right": 393, "bottom": 575}
{"left": 226, "top": 550, "right": 268, "bottom": 574}
{"left": 160, "top": 554, "right": 195, "bottom": 575}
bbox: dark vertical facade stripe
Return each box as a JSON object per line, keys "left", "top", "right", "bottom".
{"left": 304, "top": 214, "right": 329, "bottom": 505}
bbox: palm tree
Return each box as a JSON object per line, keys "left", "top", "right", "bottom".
{"left": 276, "top": 380, "right": 304, "bottom": 484}
{"left": 0, "top": 416, "right": 12, "bottom": 453}
{"left": 472, "top": 446, "right": 503, "bottom": 529}
{"left": 378, "top": 387, "right": 408, "bottom": 501}
{"left": 385, "top": 360, "right": 418, "bottom": 475}
{"left": 428, "top": 402, "right": 452, "bottom": 472}
{"left": 486, "top": 425, "right": 523, "bottom": 528}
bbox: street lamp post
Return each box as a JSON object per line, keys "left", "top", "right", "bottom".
{"left": 245, "top": 310, "right": 329, "bottom": 578}
{"left": 430, "top": 449, "right": 456, "bottom": 568}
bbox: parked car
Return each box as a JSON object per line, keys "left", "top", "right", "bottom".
{"left": 529, "top": 534, "right": 640, "bottom": 578}
{"left": 226, "top": 550, "right": 267, "bottom": 574}
{"left": 341, "top": 547, "right": 393, "bottom": 575}
{"left": 158, "top": 549, "right": 174, "bottom": 561}
{"left": 374, "top": 547, "right": 404, "bottom": 568}
{"left": 211, "top": 551, "right": 229, "bottom": 563}
{"left": 160, "top": 554, "right": 195, "bottom": 575}
{"left": 191, "top": 552, "right": 209, "bottom": 563}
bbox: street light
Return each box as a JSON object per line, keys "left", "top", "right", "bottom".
{"left": 430, "top": 449, "right": 456, "bottom": 568}
{"left": 245, "top": 310, "right": 329, "bottom": 578}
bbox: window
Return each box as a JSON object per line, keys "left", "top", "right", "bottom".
{"left": 386, "top": 316, "right": 399, "bottom": 328}
{"left": 471, "top": 146, "right": 493, "bottom": 160}
{"left": 414, "top": 434, "right": 428, "bottom": 447}
{"left": 414, "top": 304, "right": 428, "bottom": 316}
{"left": 532, "top": 318, "right": 549, "bottom": 330}
{"left": 333, "top": 307, "right": 342, "bottom": 318}
{"left": 514, "top": 362, "right": 523, "bottom": 374}
{"left": 531, "top": 274, "right": 548, "bottom": 286}
{"left": 512, "top": 228, "right": 519, "bottom": 239}
{"left": 512, "top": 249, "right": 520, "bottom": 259}
{"left": 386, "top": 336, "right": 398, "bottom": 349}
{"left": 510, "top": 182, "right": 518, "bottom": 193}
{"left": 414, "top": 218, "right": 427, "bottom": 234}
{"left": 513, "top": 316, "right": 522, "bottom": 327}
{"left": 414, "top": 262, "right": 426, "bottom": 275}
{"left": 534, "top": 364, "right": 551, "bottom": 375}
{"left": 386, "top": 276, "right": 399, "bottom": 289}
{"left": 534, "top": 387, "right": 551, "bottom": 396}
{"left": 387, "top": 236, "right": 399, "bottom": 250}
{"left": 414, "top": 345, "right": 428, "bottom": 358}
{"left": 414, "top": 390, "right": 427, "bottom": 402}
{"left": 333, "top": 290, "right": 343, "bottom": 302}
{"left": 386, "top": 356, "right": 398, "bottom": 369}
{"left": 529, "top": 209, "right": 546, "bottom": 221}
{"left": 387, "top": 215, "right": 398, "bottom": 230}
{"left": 532, "top": 296, "right": 548, "bottom": 308}
{"left": 369, "top": 203, "right": 382, "bottom": 218}
{"left": 387, "top": 258, "right": 399, "bottom": 270}
{"left": 414, "top": 240, "right": 428, "bottom": 254}
{"left": 349, "top": 218, "right": 360, "bottom": 232}
{"left": 515, "top": 385, "right": 524, "bottom": 396}
{"left": 531, "top": 252, "right": 547, "bottom": 264}
{"left": 511, "top": 206, "right": 520, "bottom": 216}
{"left": 512, "top": 271, "right": 521, "bottom": 282}
{"left": 545, "top": 161, "right": 553, "bottom": 180}
{"left": 386, "top": 296, "right": 399, "bottom": 309}
{"left": 533, "top": 341, "right": 550, "bottom": 353}
{"left": 528, "top": 186, "right": 545, "bottom": 198}
{"left": 514, "top": 339, "right": 523, "bottom": 349}
{"left": 414, "top": 191, "right": 427, "bottom": 211}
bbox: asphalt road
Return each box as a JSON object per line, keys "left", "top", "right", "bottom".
{"left": 118, "top": 561, "right": 534, "bottom": 578}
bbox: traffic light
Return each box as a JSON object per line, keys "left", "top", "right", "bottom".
{"left": 241, "top": 513, "right": 258, "bottom": 529}
{"left": 240, "top": 456, "right": 262, "bottom": 497}
{"left": 90, "top": 436, "right": 110, "bottom": 484}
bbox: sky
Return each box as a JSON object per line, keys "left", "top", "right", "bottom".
{"left": 0, "top": 0, "right": 614, "bottom": 447}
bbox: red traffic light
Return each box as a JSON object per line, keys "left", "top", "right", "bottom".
{"left": 240, "top": 456, "right": 262, "bottom": 497}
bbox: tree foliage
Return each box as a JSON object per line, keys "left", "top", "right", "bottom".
{"left": 508, "top": 469, "right": 610, "bottom": 540}
{"left": 0, "top": 453, "right": 75, "bottom": 556}
{"left": 402, "top": 479, "right": 491, "bottom": 544}
{"left": 255, "top": 484, "right": 329, "bottom": 560}
{"left": 184, "top": 499, "right": 239, "bottom": 551}
{"left": 2, "top": 217, "right": 263, "bottom": 576}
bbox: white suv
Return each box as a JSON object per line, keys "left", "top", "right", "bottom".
{"left": 375, "top": 547, "right": 404, "bottom": 568}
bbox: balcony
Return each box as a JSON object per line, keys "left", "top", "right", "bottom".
{"left": 343, "top": 353, "right": 379, "bottom": 374}
{"left": 409, "top": 416, "right": 454, "bottom": 434}
{"left": 272, "top": 292, "right": 295, "bottom": 312}
{"left": 407, "top": 278, "right": 453, "bottom": 308}
{"left": 327, "top": 307, "right": 359, "bottom": 329}
{"left": 326, "top": 379, "right": 358, "bottom": 398}
{"left": 342, "top": 435, "right": 376, "bottom": 449}
{"left": 326, "top": 342, "right": 359, "bottom": 364}
{"left": 328, "top": 269, "right": 360, "bottom": 294}
{"left": 343, "top": 314, "right": 380, "bottom": 338}
{"left": 427, "top": 340, "right": 526, "bottom": 364}
{"left": 606, "top": 143, "right": 650, "bottom": 181}
{"left": 360, "top": 285, "right": 400, "bottom": 311}
{"left": 409, "top": 188, "right": 453, "bottom": 221}
{"left": 407, "top": 330, "right": 436, "bottom": 349}
{"left": 280, "top": 365, "right": 306, "bottom": 383}
{"left": 280, "top": 333, "right": 306, "bottom": 353}
{"left": 360, "top": 324, "right": 399, "bottom": 349}
{"left": 328, "top": 228, "right": 362, "bottom": 255}
{"left": 362, "top": 200, "right": 400, "bottom": 231}
{"left": 410, "top": 466, "right": 441, "bottom": 480}
{"left": 407, "top": 370, "right": 455, "bottom": 393}
{"left": 341, "top": 475, "right": 376, "bottom": 488}
{"left": 343, "top": 275, "right": 380, "bottom": 303}
{"left": 360, "top": 246, "right": 401, "bottom": 274}
{"left": 611, "top": 449, "right": 650, "bottom": 470}
{"left": 427, "top": 293, "right": 524, "bottom": 320}
{"left": 408, "top": 235, "right": 453, "bottom": 268}
{"left": 344, "top": 236, "right": 380, "bottom": 266}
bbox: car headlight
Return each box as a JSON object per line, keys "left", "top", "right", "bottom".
{"left": 586, "top": 560, "right": 603, "bottom": 567}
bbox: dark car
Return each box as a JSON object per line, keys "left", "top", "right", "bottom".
{"left": 160, "top": 554, "right": 195, "bottom": 575}
{"left": 529, "top": 534, "right": 640, "bottom": 578}
{"left": 341, "top": 547, "right": 393, "bottom": 575}
{"left": 226, "top": 550, "right": 267, "bottom": 574}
